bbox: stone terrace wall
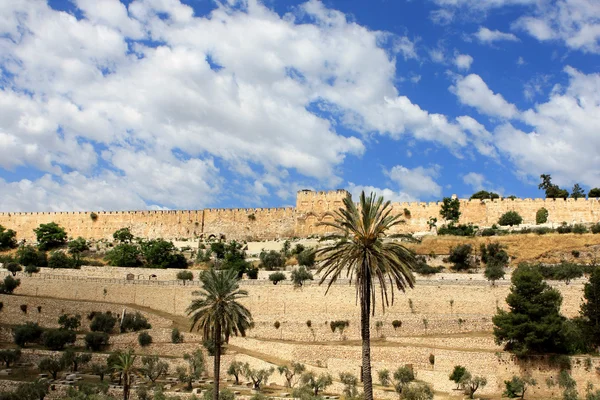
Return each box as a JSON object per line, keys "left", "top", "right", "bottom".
{"left": 1, "top": 190, "right": 600, "bottom": 241}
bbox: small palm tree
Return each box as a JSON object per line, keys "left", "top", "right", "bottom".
{"left": 110, "top": 349, "right": 138, "bottom": 400}
{"left": 316, "top": 191, "right": 418, "bottom": 400}
{"left": 187, "top": 268, "right": 253, "bottom": 400}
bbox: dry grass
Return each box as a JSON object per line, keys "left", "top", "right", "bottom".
{"left": 407, "top": 233, "right": 600, "bottom": 264}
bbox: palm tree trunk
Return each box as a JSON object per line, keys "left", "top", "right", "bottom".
{"left": 361, "top": 272, "right": 373, "bottom": 400}
{"left": 123, "top": 374, "right": 129, "bottom": 400}
{"left": 213, "top": 322, "right": 222, "bottom": 400}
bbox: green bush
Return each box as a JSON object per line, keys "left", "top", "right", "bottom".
{"left": 260, "top": 250, "right": 285, "bottom": 270}
{"left": 5, "top": 262, "right": 22, "bottom": 276}
{"left": 498, "top": 211, "right": 523, "bottom": 226}
{"left": 104, "top": 243, "right": 142, "bottom": 268}
{"left": 246, "top": 267, "right": 258, "bottom": 279}
{"left": 90, "top": 312, "right": 117, "bottom": 334}
{"left": 269, "top": 272, "right": 286, "bottom": 285}
{"left": 138, "top": 331, "right": 152, "bottom": 347}
{"left": 141, "top": 239, "right": 187, "bottom": 269}
{"left": 0, "top": 226, "right": 17, "bottom": 250}
{"left": 84, "top": 332, "right": 109, "bottom": 351}
{"left": 113, "top": 227, "right": 134, "bottom": 243}
{"left": 291, "top": 266, "right": 313, "bottom": 287}
{"left": 0, "top": 275, "right": 20, "bottom": 294}
{"left": 413, "top": 257, "right": 443, "bottom": 275}
{"left": 176, "top": 270, "right": 193, "bottom": 281}
{"left": 171, "top": 328, "right": 184, "bottom": 344}
{"left": 392, "top": 320, "right": 402, "bottom": 329}
{"left": 557, "top": 223, "right": 573, "bottom": 234}
{"left": 481, "top": 228, "right": 498, "bottom": 236}
{"left": 440, "top": 197, "right": 461, "bottom": 222}
{"left": 41, "top": 329, "right": 76, "bottom": 350}
{"left": 573, "top": 224, "right": 588, "bottom": 234}
{"left": 34, "top": 222, "right": 67, "bottom": 250}
{"left": 48, "top": 251, "right": 77, "bottom": 269}
{"left": 297, "top": 249, "right": 316, "bottom": 267}
{"left": 448, "top": 244, "right": 472, "bottom": 271}
{"left": 591, "top": 223, "right": 600, "bottom": 234}
{"left": 536, "top": 208, "right": 549, "bottom": 224}
{"left": 58, "top": 314, "right": 81, "bottom": 331}
{"left": 12, "top": 322, "right": 44, "bottom": 347}
{"left": 437, "top": 223, "right": 476, "bottom": 237}
{"left": 470, "top": 190, "right": 500, "bottom": 200}
{"left": 120, "top": 312, "right": 151, "bottom": 333}
{"left": 16, "top": 246, "right": 47, "bottom": 269}
{"left": 589, "top": 188, "right": 600, "bottom": 198}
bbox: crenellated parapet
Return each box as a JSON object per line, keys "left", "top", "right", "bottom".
{"left": 0, "top": 191, "right": 599, "bottom": 242}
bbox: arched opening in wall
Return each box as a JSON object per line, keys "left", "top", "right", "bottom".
{"left": 306, "top": 216, "right": 317, "bottom": 235}
{"left": 319, "top": 215, "right": 336, "bottom": 235}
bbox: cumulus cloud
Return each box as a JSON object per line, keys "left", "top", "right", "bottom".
{"left": 454, "top": 53, "right": 474, "bottom": 70}
{"left": 475, "top": 27, "right": 519, "bottom": 43}
{"left": 346, "top": 183, "right": 417, "bottom": 203}
{"left": 462, "top": 172, "right": 503, "bottom": 195}
{"left": 450, "top": 74, "right": 519, "bottom": 119}
{"left": 386, "top": 165, "right": 443, "bottom": 199}
{"left": 0, "top": 0, "right": 485, "bottom": 210}
{"left": 495, "top": 67, "right": 600, "bottom": 187}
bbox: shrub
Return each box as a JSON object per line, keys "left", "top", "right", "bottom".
{"left": 498, "top": 211, "right": 523, "bottom": 226}
{"left": 138, "top": 331, "right": 152, "bottom": 347}
{"left": 16, "top": 245, "right": 47, "bottom": 269}
{"left": 42, "top": 329, "right": 76, "bottom": 350}
{"left": 291, "top": 266, "right": 313, "bottom": 287}
{"left": 85, "top": 332, "right": 109, "bottom": 351}
{"left": 392, "top": 320, "right": 402, "bottom": 329}
{"left": 171, "top": 328, "right": 184, "bottom": 343}
{"left": 259, "top": 250, "right": 285, "bottom": 270}
{"left": 438, "top": 223, "right": 476, "bottom": 237}
{"left": 589, "top": 188, "right": 600, "bottom": 198}
{"left": 536, "top": 208, "right": 549, "bottom": 224}
{"left": 449, "top": 365, "right": 467, "bottom": 388}
{"left": 246, "top": 267, "right": 258, "bottom": 279}
{"left": 120, "top": 312, "right": 151, "bottom": 333}
{"left": 38, "top": 356, "right": 64, "bottom": 380}
{"left": 5, "top": 262, "right": 21, "bottom": 276}
{"left": 48, "top": 251, "right": 77, "bottom": 269}
{"left": 104, "top": 243, "right": 142, "bottom": 268}
{"left": 592, "top": 223, "right": 600, "bottom": 234}
{"left": 404, "top": 208, "right": 411, "bottom": 217}
{"left": 90, "top": 312, "right": 117, "bottom": 333}
{"left": 141, "top": 238, "right": 188, "bottom": 269}
{"left": 0, "top": 349, "right": 21, "bottom": 368}
{"left": 269, "top": 272, "right": 286, "bottom": 285}
{"left": 440, "top": 197, "right": 461, "bottom": 222}
{"left": 34, "top": 222, "right": 67, "bottom": 250}
{"left": 297, "top": 249, "right": 316, "bottom": 267}
{"left": 330, "top": 320, "right": 349, "bottom": 334}
{"left": 481, "top": 228, "right": 497, "bottom": 236}
{"left": 274, "top": 321, "right": 281, "bottom": 329}
{"left": 448, "top": 244, "right": 473, "bottom": 271}
{"left": 90, "top": 212, "right": 98, "bottom": 221}
{"left": 470, "top": 190, "right": 500, "bottom": 200}
{"left": 25, "top": 264, "right": 40, "bottom": 274}
{"left": 0, "top": 275, "right": 20, "bottom": 294}
{"left": 557, "top": 223, "right": 573, "bottom": 234}
{"left": 58, "top": 314, "right": 81, "bottom": 331}
{"left": 12, "top": 322, "right": 44, "bottom": 347}
{"left": 0, "top": 225, "right": 17, "bottom": 250}
{"left": 113, "top": 227, "right": 134, "bottom": 243}
{"left": 573, "top": 224, "right": 588, "bottom": 234}
{"left": 429, "top": 354, "right": 435, "bottom": 365}
{"left": 401, "top": 382, "right": 434, "bottom": 400}
{"left": 480, "top": 243, "right": 509, "bottom": 267}
{"left": 571, "top": 250, "right": 580, "bottom": 258}
{"left": 176, "top": 270, "right": 193, "bottom": 281}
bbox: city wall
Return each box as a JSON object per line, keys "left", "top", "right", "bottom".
{"left": 0, "top": 190, "right": 599, "bottom": 241}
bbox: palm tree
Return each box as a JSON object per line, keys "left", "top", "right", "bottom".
{"left": 316, "top": 191, "right": 418, "bottom": 400}
{"left": 187, "top": 268, "right": 253, "bottom": 400}
{"left": 110, "top": 349, "right": 138, "bottom": 400}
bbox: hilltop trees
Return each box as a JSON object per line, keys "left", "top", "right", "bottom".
{"left": 0, "top": 225, "right": 17, "bottom": 250}
{"left": 34, "top": 222, "right": 67, "bottom": 250}
{"left": 316, "top": 191, "right": 418, "bottom": 400}
{"left": 539, "top": 174, "right": 569, "bottom": 199}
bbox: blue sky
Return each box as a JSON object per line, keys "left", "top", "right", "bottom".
{"left": 0, "top": 0, "right": 599, "bottom": 211}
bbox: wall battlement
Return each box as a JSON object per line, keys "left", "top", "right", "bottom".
{"left": 0, "top": 190, "right": 599, "bottom": 241}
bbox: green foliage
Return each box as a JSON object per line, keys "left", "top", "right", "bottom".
{"left": 339, "top": 372, "right": 359, "bottom": 398}
{"left": 121, "top": 311, "right": 151, "bottom": 333}
{"left": 138, "top": 331, "right": 153, "bottom": 347}
{"left": 330, "top": 320, "right": 349, "bottom": 333}
{"left": 581, "top": 267, "right": 600, "bottom": 348}
{"left": 60, "top": 349, "right": 92, "bottom": 372}
{"left": 84, "top": 332, "right": 109, "bottom": 351}
{"left": 558, "top": 370, "right": 576, "bottom": 390}
{"left": 277, "top": 362, "right": 306, "bottom": 388}
{"left": 291, "top": 266, "right": 313, "bottom": 287}
{"left": 437, "top": 223, "right": 476, "bottom": 237}
{"left": 449, "top": 366, "right": 467, "bottom": 388}
{"left": 203, "top": 388, "right": 234, "bottom": 400}
{"left": 448, "top": 244, "right": 472, "bottom": 271}
{"left": 0, "top": 380, "right": 49, "bottom": 400}
{"left": 589, "top": 188, "right": 600, "bottom": 198}
{"left": 503, "top": 375, "right": 536, "bottom": 399}
{"left": 221, "top": 241, "right": 251, "bottom": 277}
{"left": 539, "top": 174, "right": 569, "bottom": 199}
{"left": 557, "top": 223, "right": 573, "bottom": 234}
{"left": 573, "top": 224, "right": 589, "bottom": 234}
{"left": 413, "top": 256, "right": 443, "bottom": 275}
{"left": 0, "top": 225, "right": 17, "bottom": 250}
{"left": 440, "top": 197, "right": 461, "bottom": 222}
{"left": 113, "top": 227, "right": 134, "bottom": 243}
{"left": 493, "top": 264, "right": 569, "bottom": 355}
{"left": 392, "top": 320, "right": 402, "bottom": 329}
{"left": 0, "top": 275, "right": 20, "bottom": 294}
{"left": 90, "top": 312, "right": 117, "bottom": 333}
{"left": 5, "top": 262, "right": 21, "bottom": 276}
{"left": 571, "top": 183, "right": 586, "bottom": 199}
{"left": 177, "top": 270, "right": 194, "bottom": 281}
{"left": 16, "top": 245, "right": 47, "bottom": 269}
{"left": 460, "top": 371, "right": 488, "bottom": 399}
{"left": 34, "top": 222, "right": 67, "bottom": 250}
{"left": 260, "top": 249, "right": 286, "bottom": 270}
{"left": 171, "top": 328, "right": 184, "bottom": 343}
{"left": 210, "top": 242, "right": 226, "bottom": 259}
{"left": 243, "top": 364, "right": 275, "bottom": 391}
{"left": 38, "top": 356, "right": 64, "bottom": 380}
{"left": 400, "top": 382, "right": 433, "bottom": 400}
{"left": 485, "top": 263, "right": 506, "bottom": 284}
{"left": 41, "top": 328, "right": 76, "bottom": 350}
{"left": 141, "top": 355, "right": 169, "bottom": 384}
{"left": 536, "top": 208, "right": 549, "bottom": 224}
{"left": 470, "top": 190, "right": 500, "bottom": 200}
{"left": 48, "top": 251, "right": 77, "bottom": 269}
{"left": 481, "top": 243, "right": 509, "bottom": 266}
{"left": 378, "top": 369, "right": 391, "bottom": 386}
{"left": 141, "top": 239, "right": 188, "bottom": 269}
{"left": 297, "top": 248, "right": 316, "bottom": 267}
{"left": 293, "top": 243, "right": 306, "bottom": 255}
{"left": 104, "top": 243, "right": 142, "bottom": 267}
{"left": 393, "top": 366, "right": 415, "bottom": 393}
{"left": 300, "top": 371, "right": 333, "bottom": 396}
{"left": 498, "top": 211, "right": 523, "bottom": 226}
{"left": 228, "top": 361, "right": 246, "bottom": 385}
{"left": 269, "top": 272, "right": 286, "bottom": 285}
{"left": 0, "top": 349, "right": 21, "bottom": 368}
{"left": 12, "top": 322, "right": 43, "bottom": 347}
{"left": 591, "top": 223, "right": 600, "bottom": 234}
{"left": 67, "top": 237, "right": 89, "bottom": 266}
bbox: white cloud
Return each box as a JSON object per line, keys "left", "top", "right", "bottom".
{"left": 462, "top": 172, "right": 486, "bottom": 191}
{"left": 451, "top": 74, "right": 519, "bottom": 119}
{"left": 386, "top": 165, "right": 442, "bottom": 199}
{"left": 454, "top": 53, "right": 474, "bottom": 70}
{"left": 517, "top": 56, "right": 526, "bottom": 66}
{"left": 0, "top": 0, "right": 482, "bottom": 210}
{"left": 495, "top": 67, "right": 600, "bottom": 187}
{"left": 456, "top": 116, "right": 498, "bottom": 158}
{"left": 475, "top": 27, "right": 519, "bottom": 43}
{"left": 347, "top": 183, "right": 417, "bottom": 203}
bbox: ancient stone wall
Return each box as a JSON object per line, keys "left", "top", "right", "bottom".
{"left": 1, "top": 191, "right": 599, "bottom": 242}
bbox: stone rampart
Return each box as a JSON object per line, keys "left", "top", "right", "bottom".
{"left": 0, "top": 191, "right": 599, "bottom": 241}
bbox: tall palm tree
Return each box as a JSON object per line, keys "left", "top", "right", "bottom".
{"left": 187, "top": 268, "right": 253, "bottom": 400}
{"left": 316, "top": 191, "right": 418, "bottom": 400}
{"left": 110, "top": 348, "right": 138, "bottom": 400}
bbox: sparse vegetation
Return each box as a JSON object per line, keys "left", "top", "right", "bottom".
{"left": 536, "top": 207, "right": 549, "bottom": 224}
{"left": 498, "top": 211, "right": 523, "bottom": 226}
